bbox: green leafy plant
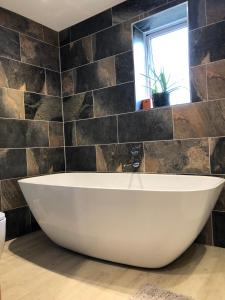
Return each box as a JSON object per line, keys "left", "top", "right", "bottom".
{"left": 141, "top": 68, "right": 180, "bottom": 94}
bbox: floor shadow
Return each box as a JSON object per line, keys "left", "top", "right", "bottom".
{"left": 8, "top": 230, "right": 207, "bottom": 291}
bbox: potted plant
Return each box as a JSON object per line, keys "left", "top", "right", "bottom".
{"left": 141, "top": 69, "right": 180, "bottom": 108}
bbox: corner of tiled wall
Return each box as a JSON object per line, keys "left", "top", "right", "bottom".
{"left": 0, "top": 6, "right": 65, "bottom": 239}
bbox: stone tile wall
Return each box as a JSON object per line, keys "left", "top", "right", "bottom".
{"left": 60, "top": 0, "right": 225, "bottom": 248}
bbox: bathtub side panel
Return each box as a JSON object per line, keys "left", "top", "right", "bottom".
{"left": 19, "top": 181, "right": 222, "bottom": 268}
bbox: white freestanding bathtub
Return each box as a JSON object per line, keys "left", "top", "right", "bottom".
{"left": 19, "top": 173, "right": 224, "bottom": 268}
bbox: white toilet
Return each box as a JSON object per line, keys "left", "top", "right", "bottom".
{"left": 0, "top": 212, "right": 6, "bottom": 256}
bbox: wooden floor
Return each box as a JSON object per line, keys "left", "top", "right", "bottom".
{"left": 1, "top": 231, "right": 225, "bottom": 300}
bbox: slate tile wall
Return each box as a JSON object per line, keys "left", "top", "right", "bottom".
{"left": 60, "top": 0, "right": 225, "bottom": 248}
{"left": 0, "top": 7, "right": 65, "bottom": 240}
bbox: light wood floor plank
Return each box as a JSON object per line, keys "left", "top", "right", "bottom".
{"left": 1, "top": 231, "right": 225, "bottom": 300}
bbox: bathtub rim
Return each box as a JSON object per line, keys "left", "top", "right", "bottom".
{"left": 18, "top": 172, "right": 225, "bottom": 193}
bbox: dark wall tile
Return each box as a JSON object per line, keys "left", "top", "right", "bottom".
{"left": 207, "top": 60, "right": 225, "bottom": 100}
{"left": 144, "top": 0, "right": 186, "bottom": 18}
{"left": 30, "top": 213, "right": 40, "bottom": 231}
{"left": 66, "top": 146, "right": 96, "bottom": 171}
{"left": 118, "top": 108, "right": 173, "bottom": 143}
{"left": 5, "top": 207, "right": 31, "bottom": 240}
{"left": 206, "top": 0, "right": 225, "bottom": 24}
{"left": 93, "top": 82, "right": 135, "bottom": 117}
{"left": 190, "top": 21, "right": 225, "bottom": 66}
{"left": 96, "top": 143, "right": 144, "bottom": 172}
{"left": 1, "top": 178, "right": 27, "bottom": 211}
{"left": 115, "top": 51, "right": 134, "bottom": 84}
{"left": 49, "top": 122, "right": 64, "bottom": 147}
{"left": 62, "top": 70, "right": 74, "bottom": 97}
{"left": 59, "top": 28, "right": 70, "bottom": 46}
{"left": 24, "top": 92, "right": 62, "bottom": 121}
{"left": 210, "top": 137, "right": 225, "bottom": 174}
{"left": 20, "top": 35, "right": 60, "bottom": 71}
{"left": 173, "top": 100, "right": 225, "bottom": 139}
{"left": 0, "top": 26, "right": 20, "bottom": 60}
{"left": 0, "top": 7, "right": 43, "bottom": 40}
{"left": 70, "top": 10, "right": 112, "bottom": 42}
{"left": 46, "top": 70, "right": 61, "bottom": 97}
{"left": 196, "top": 216, "right": 213, "bottom": 246}
{"left": 112, "top": 0, "right": 166, "bottom": 25}
{"left": 60, "top": 36, "right": 92, "bottom": 71}
{"left": 215, "top": 181, "right": 225, "bottom": 211}
{"left": 0, "top": 119, "right": 49, "bottom": 148}
{"left": 0, "top": 57, "right": 46, "bottom": 94}
{"left": 43, "top": 26, "right": 59, "bottom": 46}
{"left": 64, "top": 122, "right": 76, "bottom": 146}
{"left": 92, "top": 19, "right": 134, "bottom": 60}
{"left": 76, "top": 116, "right": 117, "bottom": 145}
{"left": 73, "top": 57, "right": 116, "bottom": 93}
{"left": 144, "top": 139, "right": 210, "bottom": 174}
{"left": 0, "top": 88, "right": 24, "bottom": 119}
{"left": 213, "top": 211, "right": 225, "bottom": 247}
{"left": 27, "top": 121, "right": 49, "bottom": 147}
{"left": 27, "top": 148, "right": 65, "bottom": 176}
{"left": 63, "top": 92, "right": 93, "bottom": 121}
{"left": 0, "top": 149, "right": 27, "bottom": 180}
{"left": 188, "top": 0, "right": 206, "bottom": 30}
{"left": 190, "top": 65, "right": 207, "bottom": 102}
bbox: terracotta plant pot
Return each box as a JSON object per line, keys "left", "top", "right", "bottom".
{"left": 152, "top": 92, "right": 170, "bottom": 108}
{"left": 141, "top": 99, "right": 152, "bottom": 110}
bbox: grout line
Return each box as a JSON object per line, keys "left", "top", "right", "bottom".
{"left": 189, "top": 18, "right": 225, "bottom": 33}
{"left": 0, "top": 116, "right": 63, "bottom": 123}
{"left": 58, "top": 36, "right": 67, "bottom": 173}
{"left": 190, "top": 58, "right": 225, "bottom": 69}
{"left": 208, "top": 137, "right": 211, "bottom": 175}
{"left": 142, "top": 142, "right": 146, "bottom": 173}
{"left": 204, "top": 0, "right": 208, "bottom": 26}
{"left": 44, "top": 68, "right": 47, "bottom": 95}
{"left": 47, "top": 122, "right": 50, "bottom": 147}
{"left": 92, "top": 90, "right": 95, "bottom": 118}
{"left": 71, "top": 67, "right": 75, "bottom": 96}
{"left": 0, "top": 23, "right": 59, "bottom": 48}
{"left": 0, "top": 146, "right": 65, "bottom": 150}
{"left": 116, "top": 115, "right": 119, "bottom": 143}
{"left": 25, "top": 148, "right": 29, "bottom": 178}
{"left": 75, "top": 121, "right": 78, "bottom": 147}
{"left": 205, "top": 64, "right": 209, "bottom": 101}
{"left": 63, "top": 80, "right": 134, "bottom": 99}
{"left": 0, "top": 53, "right": 60, "bottom": 74}
{"left": 60, "top": 49, "right": 133, "bottom": 74}
{"left": 90, "top": 34, "right": 94, "bottom": 63}
{"left": 69, "top": 26, "right": 72, "bottom": 45}
{"left": 41, "top": 24, "right": 45, "bottom": 44}
{"left": 171, "top": 107, "right": 175, "bottom": 139}
{"left": 0, "top": 86, "right": 61, "bottom": 99}
{"left": 18, "top": 32, "right": 22, "bottom": 62}
{"left": 63, "top": 137, "right": 205, "bottom": 147}
{"left": 94, "top": 144, "right": 97, "bottom": 171}
{"left": 57, "top": 32, "right": 60, "bottom": 48}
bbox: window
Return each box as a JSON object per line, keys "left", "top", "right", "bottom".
{"left": 132, "top": 2, "right": 190, "bottom": 110}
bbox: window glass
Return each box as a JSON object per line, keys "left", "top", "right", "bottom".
{"left": 149, "top": 26, "right": 190, "bottom": 105}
